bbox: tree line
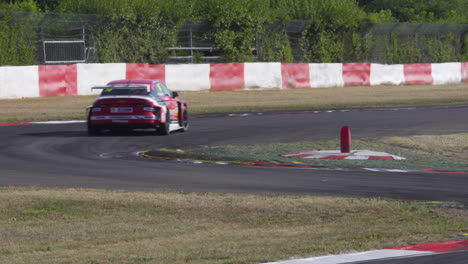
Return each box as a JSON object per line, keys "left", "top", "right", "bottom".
{"left": 0, "top": 0, "right": 466, "bottom": 65}
{"left": 2, "top": 0, "right": 466, "bottom": 23}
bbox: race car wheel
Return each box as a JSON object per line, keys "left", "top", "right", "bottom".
{"left": 179, "top": 110, "right": 189, "bottom": 132}
{"left": 87, "top": 113, "right": 100, "bottom": 136}
{"left": 156, "top": 111, "right": 171, "bottom": 135}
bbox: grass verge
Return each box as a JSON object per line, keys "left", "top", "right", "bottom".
{"left": 0, "top": 187, "right": 466, "bottom": 264}
{"left": 0, "top": 83, "right": 467, "bottom": 122}
{"left": 145, "top": 134, "right": 468, "bottom": 171}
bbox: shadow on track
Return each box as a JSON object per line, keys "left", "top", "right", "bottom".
{"left": 21, "top": 129, "right": 170, "bottom": 138}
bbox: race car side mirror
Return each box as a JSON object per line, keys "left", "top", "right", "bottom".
{"left": 172, "top": 91, "right": 179, "bottom": 98}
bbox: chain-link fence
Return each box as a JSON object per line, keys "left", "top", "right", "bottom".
{"left": 37, "top": 12, "right": 101, "bottom": 64}
{"left": 0, "top": 11, "right": 103, "bottom": 65}
{"left": 0, "top": 11, "right": 467, "bottom": 65}
{"left": 167, "top": 21, "right": 220, "bottom": 64}
{"left": 169, "top": 20, "right": 468, "bottom": 63}
{"left": 368, "top": 23, "right": 468, "bottom": 63}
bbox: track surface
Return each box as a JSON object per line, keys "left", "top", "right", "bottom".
{"left": 357, "top": 250, "right": 468, "bottom": 264}
{"left": 1, "top": 106, "right": 467, "bottom": 204}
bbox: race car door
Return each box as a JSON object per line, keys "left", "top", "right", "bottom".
{"left": 155, "top": 82, "right": 179, "bottom": 122}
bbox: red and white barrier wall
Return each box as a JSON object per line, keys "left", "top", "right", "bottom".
{"left": 0, "top": 66, "right": 39, "bottom": 98}
{"left": 0, "top": 62, "right": 467, "bottom": 99}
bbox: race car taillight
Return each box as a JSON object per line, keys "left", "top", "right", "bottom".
{"left": 91, "top": 107, "right": 102, "bottom": 112}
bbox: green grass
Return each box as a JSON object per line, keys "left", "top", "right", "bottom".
{"left": 145, "top": 134, "right": 468, "bottom": 171}
{"left": 0, "top": 188, "right": 466, "bottom": 264}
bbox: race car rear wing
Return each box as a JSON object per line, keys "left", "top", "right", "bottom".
{"left": 91, "top": 84, "right": 150, "bottom": 92}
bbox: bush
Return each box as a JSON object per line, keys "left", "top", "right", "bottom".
{"left": 257, "top": 27, "right": 294, "bottom": 62}
{"left": 192, "top": 0, "right": 270, "bottom": 62}
{"left": 295, "top": 0, "right": 367, "bottom": 62}
{"left": 58, "top": 0, "right": 191, "bottom": 63}
{"left": 384, "top": 33, "right": 463, "bottom": 64}
{"left": 0, "top": 0, "right": 38, "bottom": 65}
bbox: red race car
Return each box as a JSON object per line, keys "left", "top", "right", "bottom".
{"left": 87, "top": 79, "right": 188, "bottom": 135}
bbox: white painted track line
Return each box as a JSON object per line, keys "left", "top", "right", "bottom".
{"left": 262, "top": 250, "right": 434, "bottom": 264}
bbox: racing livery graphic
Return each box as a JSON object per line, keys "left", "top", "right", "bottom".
{"left": 87, "top": 79, "right": 188, "bottom": 135}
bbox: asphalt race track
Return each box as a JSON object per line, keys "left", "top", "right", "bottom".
{"left": 1, "top": 105, "right": 467, "bottom": 204}
{"left": 356, "top": 250, "right": 468, "bottom": 264}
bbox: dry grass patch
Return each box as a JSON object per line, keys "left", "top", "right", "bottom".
{"left": 0, "top": 188, "right": 465, "bottom": 264}
{"left": 378, "top": 133, "right": 468, "bottom": 161}
{"left": 0, "top": 83, "right": 467, "bottom": 122}
{"left": 183, "top": 83, "right": 468, "bottom": 114}
{"left": 0, "top": 96, "right": 95, "bottom": 122}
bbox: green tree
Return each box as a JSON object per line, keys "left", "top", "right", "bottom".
{"left": 0, "top": 0, "right": 38, "bottom": 12}
{"left": 33, "top": 0, "right": 60, "bottom": 11}
{"left": 357, "top": 0, "right": 468, "bottom": 23}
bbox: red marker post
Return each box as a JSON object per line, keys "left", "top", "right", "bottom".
{"left": 340, "top": 126, "right": 352, "bottom": 153}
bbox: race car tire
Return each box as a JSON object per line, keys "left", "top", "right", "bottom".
{"left": 156, "top": 112, "right": 171, "bottom": 135}
{"left": 87, "top": 113, "right": 100, "bottom": 136}
{"left": 179, "top": 110, "right": 189, "bottom": 132}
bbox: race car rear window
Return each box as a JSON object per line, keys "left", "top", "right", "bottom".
{"left": 100, "top": 88, "right": 149, "bottom": 96}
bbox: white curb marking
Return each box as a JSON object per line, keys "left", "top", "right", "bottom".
{"left": 281, "top": 150, "right": 405, "bottom": 160}
{"left": 262, "top": 249, "right": 434, "bottom": 264}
